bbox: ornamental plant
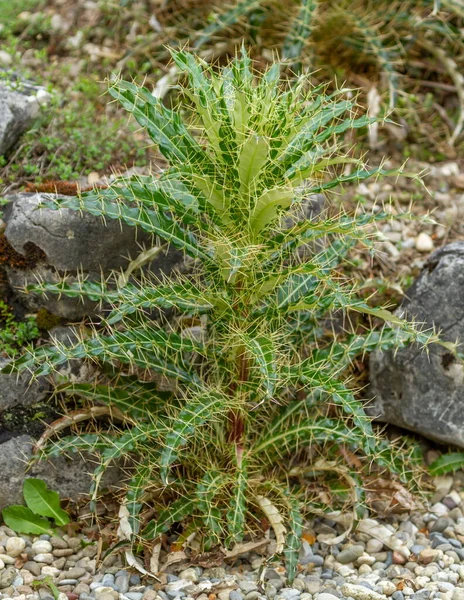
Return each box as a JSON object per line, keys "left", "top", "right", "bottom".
{"left": 5, "top": 49, "right": 451, "bottom": 577}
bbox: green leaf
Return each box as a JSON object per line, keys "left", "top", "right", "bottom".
{"left": 429, "top": 453, "right": 464, "bottom": 476}
{"left": 2, "top": 505, "right": 53, "bottom": 535}
{"left": 283, "top": 494, "right": 303, "bottom": 583}
{"left": 244, "top": 335, "right": 278, "bottom": 401}
{"left": 282, "top": 0, "right": 319, "bottom": 68}
{"left": 238, "top": 135, "right": 269, "bottom": 190}
{"left": 143, "top": 498, "right": 195, "bottom": 539}
{"left": 196, "top": 471, "right": 224, "bottom": 546}
{"left": 40, "top": 192, "right": 209, "bottom": 261}
{"left": 193, "top": 0, "right": 262, "bottom": 49}
{"left": 23, "top": 479, "right": 69, "bottom": 526}
{"left": 160, "top": 394, "right": 225, "bottom": 484}
{"left": 226, "top": 459, "right": 248, "bottom": 546}
{"left": 109, "top": 80, "right": 213, "bottom": 174}
{"left": 250, "top": 187, "right": 294, "bottom": 235}
{"left": 126, "top": 462, "right": 151, "bottom": 534}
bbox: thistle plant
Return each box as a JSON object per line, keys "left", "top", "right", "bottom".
{"left": 5, "top": 50, "right": 452, "bottom": 576}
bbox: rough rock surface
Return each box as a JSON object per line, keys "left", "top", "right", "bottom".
{"left": 0, "top": 77, "right": 48, "bottom": 156}
{"left": 2, "top": 193, "right": 183, "bottom": 318}
{"left": 0, "top": 434, "right": 121, "bottom": 509}
{"left": 369, "top": 242, "right": 464, "bottom": 447}
{"left": 0, "top": 357, "right": 50, "bottom": 414}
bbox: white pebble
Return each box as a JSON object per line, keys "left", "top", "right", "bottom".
{"left": 31, "top": 541, "right": 52, "bottom": 555}
{"left": 415, "top": 232, "right": 434, "bottom": 252}
{"left": 0, "top": 553, "right": 15, "bottom": 564}
{"left": 341, "top": 583, "right": 386, "bottom": 600}
{"left": 378, "top": 582, "right": 396, "bottom": 596}
{"left": 41, "top": 566, "right": 60, "bottom": 577}
{"left": 367, "top": 539, "right": 384, "bottom": 553}
{"left": 431, "top": 503, "right": 449, "bottom": 516}
{"left": 440, "top": 583, "right": 456, "bottom": 593}
{"left": 34, "top": 553, "right": 54, "bottom": 564}
{"left": 402, "top": 587, "right": 414, "bottom": 596}
{"left": 178, "top": 568, "right": 199, "bottom": 583}
{"left": 6, "top": 537, "right": 26, "bottom": 557}
{"left": 358, "top": 564, "right": 372, "bottom": 575}
{"left": 0, "top": 558, "right": 4, "bottom": 569}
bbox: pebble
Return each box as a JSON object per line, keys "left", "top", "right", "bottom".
{"left": 32, "top": 541, "right": 53, "bottom": 554}
{"left": 178, "top": 569, "right": 199, "bottom": 583}
{"left": 342, "top": 584, "right": 386, "bottom": 600}
{"left": 318, "top": 594, "right": 340, "bottom": 600}
{"left": 415, "top": 232, "right": 434, "bottom": 252}
{"left": 6, "top": 537, "right": 26, "bottom": 557}
{"left": 337, "top": 545, "right": 365, "bottom": 564}
{"left": 34, "top": 553, "right": 54, "bottom": 564}
{"left": 230, "top": 592, "right": 244, "bottom": 600}
{"left": 0, "top": 568, "right": 18, "bottom": 589}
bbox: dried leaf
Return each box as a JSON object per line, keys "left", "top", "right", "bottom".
{"left": 222, "top": 539, "right": 269, "bottom": 560}
{"left": 256, "top": 496, "right": 286, "bottom": 554}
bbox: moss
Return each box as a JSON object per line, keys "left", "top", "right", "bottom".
{"left": 0, "top": 232, "right": 47, "bottom": 269}
{"left": 36, "top": 307, "right": 62, "bottom": 331}
{"left": 0, "top": 400, "right": 60, "bottom": 439}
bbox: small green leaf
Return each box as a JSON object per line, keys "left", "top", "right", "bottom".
{"left": 238, "top": 135, "right": 269, "bottom": 190}
{"left": 2, "top": 505, "right": 53, "bottom": 535}
{"left": 23, "top": 479, "right": 70, "bottom": 526}
{"left": 429, "top": 453, "right": 464, "bottom": 476}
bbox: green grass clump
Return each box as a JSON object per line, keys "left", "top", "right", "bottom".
{"left": 0, "top": 76, "right": 148, "bottom": 185}
{"left": 5, "top": 50, "right": 451, "bottom": 575}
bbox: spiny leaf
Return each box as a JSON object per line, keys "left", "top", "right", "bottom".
{"left": 282, "top": 0, "right": 319, "bottom": 68}
{"left": 160, "top": 393, "right": 225, "bottom": 484}
{"left": 429, "top": 453, "right": 464, "bottom": 476}
{"left": 244, "top": 335, "right": 278, "bottom": 401}
{"left": 283, "top": 494, "right": 303, "bottom": 583}
{"left": 226, "top": 459, "right": 248, "bottom": 546}
{"left": 250, "top": 187, "right": 294, "bottom": 235}
{"left": 196, "top": 471, "right": 224, "bottom": 546}
{"left": 126, "top": 462, "right": 151, "bottom": 534}
{"left": 238, "top": 135, "right": 269, "bottom": 190}
{"left": 109, "top": 80, "right": 213, "bottom": 174}
{"left": 39, "top": 191, "right": 209, "bottom": 260}
{"left": 143, "top": 498, "right": 195, "bottom": 539}
{"left": 193, "top": 0, "right": 263, "bottom": 49}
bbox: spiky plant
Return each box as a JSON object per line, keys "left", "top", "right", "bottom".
{"left": 145, "top": 0, "right": 464, "bottom": 145}
{"left": 5, "top": 49, "right": 452, "bottom": 576}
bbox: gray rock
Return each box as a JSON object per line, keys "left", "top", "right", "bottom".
{"left": 0, "top": 434, "right": 122, "bottom": 509}
{"left": 230, "top": 592, "right": 244, "bottom": 600}
{"left": 2, "top": 192, "right": 183, "bottom": 319}
{"left": 0, "top": 567, "right": 17, "bottom": 589}
{"left": 369, "top": 243, "right": 464, "bottom": 447}
{"left": 115, "top": 572, "right": 130, "bottom": 594}
{"left": 239, "top": 582, "right": 259, "bottom": 594}
{"left": 0, "top": 77, "right": 48, "bottom": 156}
{"left": 0, "top": 357, "right": 50, "bottom": 415}
{"left": 337, "top": 545, "right": 365, "bottom": 564}
{"left": 431, "top": 517, "right": 450, "bottom": 533}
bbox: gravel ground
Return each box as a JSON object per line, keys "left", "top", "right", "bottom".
{"left": 1, "top": 477, "right": 464, "bottom": 600}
